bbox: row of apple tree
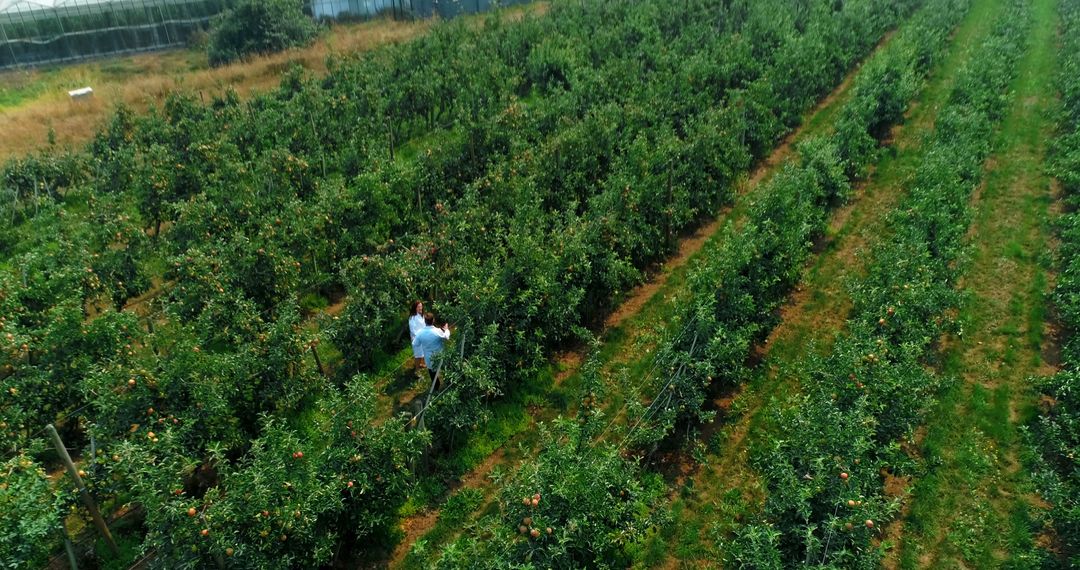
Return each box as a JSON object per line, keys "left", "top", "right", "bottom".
{"left": 0, "top": 0, "right": 916, "bottom": 453}
{"left": 418, "top": 0, "right": 973, "bottom": 565}
{"left": 432, "top": 0, "right": 1033, "bottom": 564}
{"left": 0, "top": 0, "right": 919, "bottom": 567}
{"left": 730, "top": 0, "right": 1031, "bottom": 566}
{"left": 1027, "top": 0, "right": 1080, "bottom": 564}
{"left": 0, "top": 0, "right": 913, "bottom": 479}
{"left": 625, "top": 0, "right": 981, "bottom": 478}
{"left": 361, "top": 0, "right": 920, "bottom": 456}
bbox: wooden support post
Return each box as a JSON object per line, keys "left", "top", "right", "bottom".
{"left": 311, "top": 344, "right": 325, "bottom": 376}
{"left": 46, "top": 424, "right": 119, "bottom": 556}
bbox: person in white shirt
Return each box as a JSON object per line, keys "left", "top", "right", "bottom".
{"left": 408, "top": 301, "right": 427, "bottom": 369}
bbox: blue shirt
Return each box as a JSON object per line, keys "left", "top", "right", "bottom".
{"left": 412, "top": 325, "right": 450, "bottom": 362}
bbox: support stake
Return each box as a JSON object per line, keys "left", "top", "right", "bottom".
{"left": 46, "top": 424, "right": 119, "bottom": 556}
{"left": 311, "top": 344, "right": 326, "bottom": 376}
{"left": 60, "top": 527, "right": 79, "bottom": 570}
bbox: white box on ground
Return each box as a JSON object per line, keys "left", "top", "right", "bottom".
{"left": 68, "top": 87, "right": 93, "bottom": 99}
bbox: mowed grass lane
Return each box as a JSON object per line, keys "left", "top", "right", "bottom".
{"left": 894, "top": 0, "right": 1060, "bottom": 565}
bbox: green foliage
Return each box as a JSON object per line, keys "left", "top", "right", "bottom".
{"left": 0, "top": 454, "right": 64, "bottom": 569}
{"left": 0, "top": 0, "right": 924, "bottom": 564}
{"left": 721, "top": 523, "right": 784, "bottom": 569}
{"left": 728, "top": 1, "right": 1031, "bottom": 564}
{"left": 1028, "top": 0, "right": 1080, "bottom": 564}
{"left": 1027, "top": 372, "right": 1080, "bottom": 566}
{"left": 107, "top": 378, "right": 425, "bottom": 569}
{"left": 557, "top": 0, "right": 1036, "bottom": 564}
{"left": 207, "top": 0, "right": 317, "bottom": 66}
{"left": 435, "top": 419, "right": 669, "bottom": 569}
{"left": 440, "top": 488, "right": 484, "bottom": 527}
{"left": 627, "top": 0, "right": 971, "bottom": 454}
{"left": 0, "top": 149, "right": 86, "bottom": 206}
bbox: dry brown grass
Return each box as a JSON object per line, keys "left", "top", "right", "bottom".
{"left": 0, "top": 3, "right": 546, "bottom": 161}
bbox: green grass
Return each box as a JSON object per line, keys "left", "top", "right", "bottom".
{"left": 401, "top": 487, "right": 486, "bottom": 568}
{"left": 0, "top": 69, "right": 57, "bottom": 108}
{"left": 0, "top": 53, "right": 178, "bottom": 110}
{"left": 433, "top": 360, "right": 569, "bottom": 478}
{"left": 895, "top": 0, "right": 1059, "bottom": 564}
{"left": 300, "top": 292, "right": 330, "bottom": 314}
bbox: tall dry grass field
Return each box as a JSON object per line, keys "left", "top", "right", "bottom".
{"left": 0, "top": 4, "right": 545, "bottom": 161}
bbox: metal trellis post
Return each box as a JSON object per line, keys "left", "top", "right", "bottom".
{"left": 52, "top": 10, "right": 70, "bottom": 61}
{"left": 0, "top": 19, "right": 18, "bottom": 68}
{"left": 158, "top": 4, "right": 172, "bottom": 46}
{"left": 60, "top": 527, "right": 79, "bottom": 570}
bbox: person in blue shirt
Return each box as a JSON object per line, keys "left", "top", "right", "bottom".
{"left": 408, "top": 301, "right": 426, "bottom": 369}
{"left": 412, "top": 312, "right": 450, "bottom": 370}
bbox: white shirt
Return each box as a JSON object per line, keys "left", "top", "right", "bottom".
{"left": 408, "top": 313, "right": 426, "bottom": 341}
{"left": 409, "top": 313, "right": 427, "bottom": 358}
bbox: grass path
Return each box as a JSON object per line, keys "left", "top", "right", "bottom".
{"left": 648, "top": 0, "right": 1009, "bottom": 564}
{"left": 381, "top": 25, "right": 905, "bottom": 570}
{"left": 892, "top": 0, "right": 1060, "bottom": 565}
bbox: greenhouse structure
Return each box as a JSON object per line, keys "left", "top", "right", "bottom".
{"left": 309, "top": 0, "right": 530, "bottom": 20}
{"left": 0, "top": 0, "right": 230, "bottom": 69}
{"left": 0, "top": 0, "right": 531, "bottom": 70}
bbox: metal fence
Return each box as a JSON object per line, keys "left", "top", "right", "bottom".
{"left": 415, "top": 0, "right": 533, "bottom": 18}
{"left": 307, "top": 0, "right": 531, "bottom": 20}
{"left": 0, "top": 0, "right": 532, "bottom": 70}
